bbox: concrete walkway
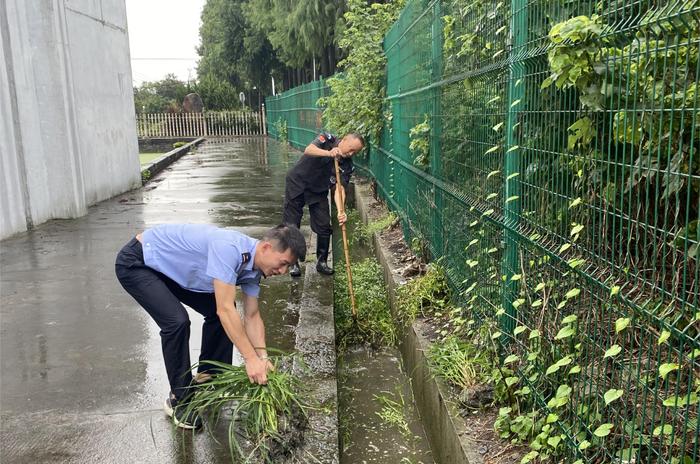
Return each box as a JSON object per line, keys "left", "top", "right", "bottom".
{"left": 0, "top": 137, "right": 330, "bottom": 463}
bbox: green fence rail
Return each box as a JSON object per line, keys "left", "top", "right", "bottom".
{"left": 267, "top": 0, "right": 699, "bottom": 461}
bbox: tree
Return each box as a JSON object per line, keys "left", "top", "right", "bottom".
{"left": 133, "top": 74, "right": 189, "bottom": 113}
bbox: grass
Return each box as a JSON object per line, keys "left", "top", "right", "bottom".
{"left": 349, "top": 210, "right": 397, "bottom": 245}
{"left": 334, "top": 257, "right": 396, "bottom": 350}
{"left": 182, "top": 358, "right": 308, "bottom": 463}
{"left": 374, "top": 390, "right": 411, "bottom": 437}
{"left": 139, "top": 152, "right": 162, "bottom": 166}
{"left": 396, "top": 263, "right": 451, "bottom": 326}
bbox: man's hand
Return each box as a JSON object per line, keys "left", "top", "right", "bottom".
{"left": 329, "top": 147, "right": 343, "bottom": 158}
{"left": 338, "top": 212, "right": 347, "bottom": 225}
{"left": 245, "top": 356, "right": 269, "bottom": 385}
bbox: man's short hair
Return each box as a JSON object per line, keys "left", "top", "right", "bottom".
{"left": 346, "top": 132, "right": 365, "bottom": 147}
{"left": 264, "top": 224, "right": 306, "bottom": 262}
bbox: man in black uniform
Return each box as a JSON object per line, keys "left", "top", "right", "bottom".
{"left": 283, "top": 131, "right": 365, "bottom": 277}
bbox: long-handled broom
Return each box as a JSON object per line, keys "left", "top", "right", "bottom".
{"left": 333, "top": 157, "right": 357, "bottom": 321}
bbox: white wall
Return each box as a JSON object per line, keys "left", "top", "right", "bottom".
{"left": 1, "top": 0, "right": 141, "bottom": 239}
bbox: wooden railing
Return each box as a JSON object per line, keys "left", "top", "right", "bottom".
{"left": 136, "top": 110, "right": 267, "bottom": 138}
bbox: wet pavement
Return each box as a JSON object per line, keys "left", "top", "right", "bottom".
{"left": 0, "top": 137, "right": 320, "bottom": 463}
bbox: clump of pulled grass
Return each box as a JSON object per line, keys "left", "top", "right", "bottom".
{"left": 183, "top": 358, "right": 308, "bottom": 463}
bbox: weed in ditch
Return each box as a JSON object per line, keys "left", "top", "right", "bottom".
{"left": 334, "top": 258, "right": 396, "bottom": 350}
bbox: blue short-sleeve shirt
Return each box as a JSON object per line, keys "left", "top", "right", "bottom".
{"left": 141, "top": 224, "right": 261, "bottom": 297}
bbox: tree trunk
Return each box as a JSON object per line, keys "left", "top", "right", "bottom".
{"left": 321, "top": 48, "right": 329, "bottom": 78}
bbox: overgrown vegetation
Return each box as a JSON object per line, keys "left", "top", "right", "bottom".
{"left": 320, "top": 0, "right": 405, "bottom": 142}
{"left": 334, "top": 257, "right": 396, "bottom": 350}
{"left": 349, "top": 210, "right": 398, "bottom": 245}
{"left": 273, "top": 118, "right": 288, "bottom": 144}
{"left": 395, "top": 264, "right": 450, "bottom": 327}
{"left": 183, "top": 358, "right": 308, "bottom": 463}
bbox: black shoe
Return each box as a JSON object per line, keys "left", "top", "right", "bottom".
{"left": 316, "top": 260, "right": 334, "bottom": 275}
{"left": 164, "top": 394, "right": 203, "bottom": 430}
{"left": 289, "top": 263, "right": 301, "bottom": 277}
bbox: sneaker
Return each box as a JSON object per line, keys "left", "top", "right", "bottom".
{"left": 289, "top": 263, "right": 302, "bottom": 277}
{"left": 164, "top": 394, "right": 203, "bottom": 430}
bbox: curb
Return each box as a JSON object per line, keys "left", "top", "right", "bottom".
{"left": 291, "top": 259, "right": 339, "bottom": 463}
{"left": 352, "top": 181, "right": 482, "bottom": 464}
{"left": 141, "top": 137, "right": 206, "bottom": 185}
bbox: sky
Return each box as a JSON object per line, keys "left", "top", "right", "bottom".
{"left": 125, "top": 0, "right": 207, "bottom": 86}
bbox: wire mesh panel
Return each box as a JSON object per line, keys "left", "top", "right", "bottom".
{"left": 376, "top": 0, "right": 699, "bottom": 462}
{"left": 266, "top": 0, "right": 699, "bottom": 461}
{"left": 265, "top": 79, "right": 330, "bottom": 149}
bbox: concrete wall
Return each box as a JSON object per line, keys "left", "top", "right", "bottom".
{"left": 1, "top": 0, "right": 141, "bottom": 239}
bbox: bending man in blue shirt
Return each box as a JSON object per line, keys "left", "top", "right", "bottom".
{"left": 115, "top": 223, "right": 306, "bottom": 429}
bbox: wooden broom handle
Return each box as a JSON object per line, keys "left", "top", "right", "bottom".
{"left": 334, "top": 157, "right": 357, "bottom": 319}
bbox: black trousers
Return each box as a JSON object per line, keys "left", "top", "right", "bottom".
{"left": 282, "top": 183, "right": 332, "bottom": 237}
{"left": 115, "top": 238, "right": 233, "bottom": 401}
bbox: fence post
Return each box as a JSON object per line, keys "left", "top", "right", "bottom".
{"left": 501, "top": 0, "right": 527, "bottom": 335}
{"left": 430, "top": 1, "right": 444, "bottom": 258}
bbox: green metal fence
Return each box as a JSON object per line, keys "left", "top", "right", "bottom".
{"left": 267, "top": 0, "right": 699, "bottom": 461}
{"left": 265, "top": 78, "right": 330, "bottom": 150}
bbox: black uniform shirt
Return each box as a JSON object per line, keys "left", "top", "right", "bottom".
{"left": 286, "top": 132, "right": 354, "bottom": 196}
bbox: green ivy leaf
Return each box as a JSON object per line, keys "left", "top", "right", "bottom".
{"left": 514, "top": 325, "right": 527, "bottom": 336}
{"left": 505, "top": 376, "right": 519, "bottom": 387}
{"left": 593, "top": 423, "right": 614, "bottom": 437}
{"left": 531, "top": 299, "right": 542, "bottom": 307}
{"left": 604, "top": 344, "right": 622, "bottom": 358}
{"left": 658, "top": 330, "right": 671, "bottom": 345}
{"left": 658, "top": 363, "right": 679, "bottom": 380}
{"left": 510, "top": 274, "right": 521, "bottom": 281}
{"left": 653, "top": 424, "right": 673, "bottom": 436}
{"left": 578, "top": 441, "right": 591, "bottom": 450}
{"left": 565, "top": 288, "right": 581, "bottom": 299}
{"left": 615, "top": 317, "right": 631, "bottom": 333}
{"left": 486, "top": 192, "right": 498, "bottom": 200}
{"left": 492, "top": 122, "right": 504, "bottom": 131}
{"left": 559, "top": 243, "right": 571, "bottom": 253}
{"left": 569, "top": 197, "right": 583, "bottom": 208}
{"left": 535, "top": 282, "right": 545, "bottom": 291}
{"left": 529, "top": 329, "right": 541, "bottom": 339}
{"left": 562, "top": 314, "right": 577, "bottom": 324}
{"left": 610, "top": 285, "right": 621, "bottom": 296}
{"left": 569, "top": 365, "right": 581, "bottom": 374}
{"left": 546, "top": 363, "right": 561, "bottom": 375}
{"left": 491, "top": 331, "right": 502, "bottom": 340}
{"left": 662, "top": 393, "right": 699, "bottom": 407}
{"left": 547, "top": 435, "right": 562, "bottom": 448}
{"left": 570, "top": 224, "right": 584, "bottom": 236}
{"left": 555, "top": 326, "right": 575, "bottom": 340}
{"left": 520, "top": 451, "right": 538, "bottom": 463}
{"left": 485, "top": 145, "right": 500, "bottom": 155}
{"left": 506, "top": 195, "right": 519, "bottom": 203}
{"left": 487, "top": 170, "right": 500, "bottom": 179}
{"left": 604, "top": 389, "right": 624, "bottom": 405}
{"left": 503, "top": 354, "right": 519, "bottom": 365}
